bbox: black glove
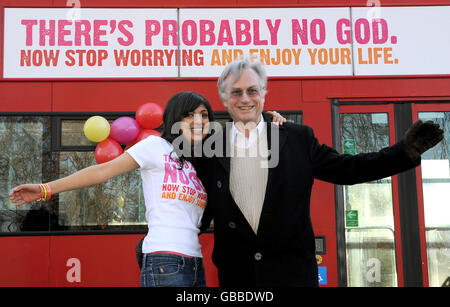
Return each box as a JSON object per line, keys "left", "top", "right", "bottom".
{"left": 403, "top": 120, "right": 444, "bottom": 160}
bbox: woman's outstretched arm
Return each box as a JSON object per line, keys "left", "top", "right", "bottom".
{"left": 10, "top": 152, "right": 139, "bottom": 206}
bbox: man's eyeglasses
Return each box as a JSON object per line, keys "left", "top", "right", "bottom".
{"left": 228, "top": 87, "right": 261, "bottom": 99}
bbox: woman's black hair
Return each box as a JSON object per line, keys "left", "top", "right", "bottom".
{"left": 160, "top": 91, "right": 214, "bottom": 169}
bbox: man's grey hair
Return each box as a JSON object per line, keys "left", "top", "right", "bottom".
{"left": 217, "top": 58, "right": 268, "bottom": 102}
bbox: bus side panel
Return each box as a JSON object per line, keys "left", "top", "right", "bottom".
{"left": 49, "top": 234, "right": 142, "bottom": 286}
{"left": 51, "top": 80, "right": 301, "bottom": 113}
{"left": 302, "top": 78, "right": 450, "bottom": 102}
{"left": 48, "top": 233, "right": 218, "bottom": 286}
{"left": 303, "top": 100, "right": 338, "bottom": 287}
{"left": 52, "top": 81, "right": 225, "bottom": 113}
{"left": 0, "top": 82, "right": 52, "bottom": 112}
{"left": 0, "top": 236, "right": 50, "bottom": 286}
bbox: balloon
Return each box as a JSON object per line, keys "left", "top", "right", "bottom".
{"left": 94, "top": 138, "right": 123, "bottom": 164}
{"left": 124, "top": 140, "right": 137, "bottom": 151}
{"left": 109, "top": 116, "right": 140, "bottom": 144}
{"left": 136, "top": 103, "right": 163, "bottom": 129}
{"left": 136, "top": 129, "right": 161, "bottom": 142}
{"left": 83, "top": 116, "right": 110, "bottom": 142}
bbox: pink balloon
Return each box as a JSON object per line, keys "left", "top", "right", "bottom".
{"left": 109, "top": 116, "right": 140, "bottom": 144}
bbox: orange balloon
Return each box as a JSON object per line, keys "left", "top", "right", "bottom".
{"left": 94, "top": 138, "right": 123, "bottom": 164}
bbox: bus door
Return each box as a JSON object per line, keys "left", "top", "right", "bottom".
{"left": 335, "top": 103, "right": 403, "bottom": 287}
{"left": 335, "top": 101, "right": 450, "bottom": 287}
{"left": 412, "top": 103, "right": 450, "bottom": 287}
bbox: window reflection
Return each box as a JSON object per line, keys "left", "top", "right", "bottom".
{"left": 418, "top": 111, "right": 450, "bottom": 287}
{"left": 58, "top": 151, "right": 146, "bottom": 229}
{"left": 62, "top": 120, "right": 97, "bottom": 146}
{"left": 0, "top": 116, "right": 147, "bottom": 233}
{"left": 0, "top": 117, "right": 48, "bottom": 232}
{"left": 340, "top": 112, "right": 398, "bottom": 287}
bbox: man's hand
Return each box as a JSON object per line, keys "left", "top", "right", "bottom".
{"left": 267, "top": 111, "right": 287, "bottom": 126}
{"left": 403, "top": 120, "right": 444, "bottom": 160}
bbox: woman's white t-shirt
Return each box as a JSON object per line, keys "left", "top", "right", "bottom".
{"left": 126, "top": 136, "right": 207, "bottom": 257}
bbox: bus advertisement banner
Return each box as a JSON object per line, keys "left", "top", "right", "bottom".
{"left": 2, "top": 6, "right": 450, "bottom": 79}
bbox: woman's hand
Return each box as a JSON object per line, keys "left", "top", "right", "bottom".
{"left": 9, "top": 184, "right": 42, "bottom": 207}
{"left": 267, "top": 111, "right": 287, "bottom": 126}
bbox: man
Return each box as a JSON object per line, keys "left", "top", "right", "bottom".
{"left": 198, "top": 58, "right": 444, "bottom": 287}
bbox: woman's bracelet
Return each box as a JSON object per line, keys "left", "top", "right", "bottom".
{"left": 38, "top": 183, "right": 52, "bottom": 201}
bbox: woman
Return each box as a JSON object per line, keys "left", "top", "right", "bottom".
{"left": 9, "top": 91, "right": 285, "bottom": 287}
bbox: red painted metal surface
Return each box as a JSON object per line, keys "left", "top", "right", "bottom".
{"left": 0, "top": 234, "right": 218, "bottom": 287}
{"left": 1, "top": 0, "right": 449, "bottom": 287}
{"left": 0, "top": 236, "right": 50, "bottom": 286}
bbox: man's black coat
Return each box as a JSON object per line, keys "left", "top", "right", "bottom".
{"left": 197, "top": 114, "right": 420, "bottom": 287}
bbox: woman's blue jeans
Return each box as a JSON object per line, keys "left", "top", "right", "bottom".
{"left": 140, "top": 253, "right": 206, "bottom": 287}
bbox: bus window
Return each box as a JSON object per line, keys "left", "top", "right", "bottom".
{"left": 418, "top": 111, "right": 450, "bottom": 287}
{"left": 0, "top": 116, "right": 50, "bottom": 233}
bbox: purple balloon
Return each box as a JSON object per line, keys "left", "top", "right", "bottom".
{"left": 109, "top": 116, "right": 140, "bottom": 144}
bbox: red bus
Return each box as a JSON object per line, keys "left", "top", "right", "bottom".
{"left": 0, "top": 0, "right": 449, "bottom": 287}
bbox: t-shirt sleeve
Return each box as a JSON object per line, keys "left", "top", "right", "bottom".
{"left": 125, "top": 136, "right": 162, "bottom": 170}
